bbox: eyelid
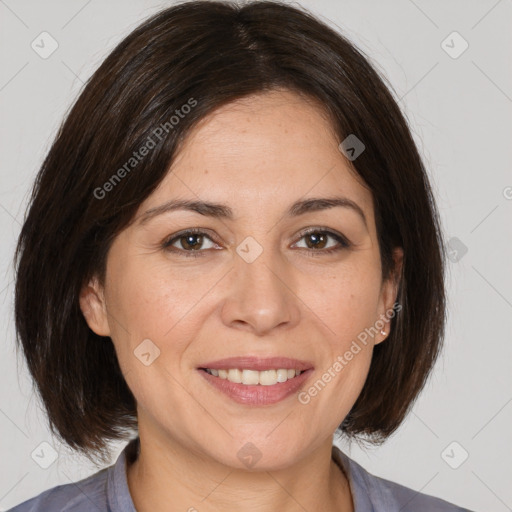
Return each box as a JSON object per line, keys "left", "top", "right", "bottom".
{"left": 292, "top": 227, "right": 351, "bottom": 253}
{"left": 294, "top": 226, "right": 350, "bottom": 244}
{"left": 162, "top": 227, "right": 221, "bottom": 250}
{"left": 162, "top": 226, "right": 351, "bottom": 257}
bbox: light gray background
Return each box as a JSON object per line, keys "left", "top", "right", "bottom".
{"left": 1, "top": 1, "right": 511, "bottom": 511}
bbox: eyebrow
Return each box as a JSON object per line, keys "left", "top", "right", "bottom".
{"left": 137, "top": 195, "right": 367, "bottom": 228}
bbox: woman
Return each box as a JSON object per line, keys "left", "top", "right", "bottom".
{"left": 10, "top": 1, "right": 475, "bottom": 510}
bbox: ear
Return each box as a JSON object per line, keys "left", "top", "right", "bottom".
{"left": 79, "top": 275, "right": 111, "bottom": 337}
{"left": 374, "top": 247, "right": 403, "bottom": 345}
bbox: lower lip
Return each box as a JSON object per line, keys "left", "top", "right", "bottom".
{"left": 198, "top": 369, "right": 313, "bottom": 405}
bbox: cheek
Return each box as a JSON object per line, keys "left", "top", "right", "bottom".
{"left": 296, "top": 264, "right": 380, "bottom": 417}
{"left": 107, "top": 264, "right": 204, "bottom": 434}
{"left": 305, "top": 263, "right": 382, "bottom": 343}
{"left": 107, "top": 255, "right": 204, "bottom": 338}
{"left": 103, "top": 259, "right": 191, "bottom": 380}
{"left": 299, "top": 340, "right": 374, "bottom": 437}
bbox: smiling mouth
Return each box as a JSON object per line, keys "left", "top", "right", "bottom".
{"left": 199, "top": 368, "right": 306, "bottom": 386}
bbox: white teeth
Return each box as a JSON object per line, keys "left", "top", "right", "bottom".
{"left": 277, "top": 369, "right": 288, "bottom": 383}
{"left": 204, "top": 368, "right": 304, "bottom": 385}
{"left": 242, "top": 369, "right": 260, "bottom": 385}
{"left": 227, "top": 368, "right": 242, "bottom": 383}
{"left": 259, "top": 369, "right": 277, "bottom": 386}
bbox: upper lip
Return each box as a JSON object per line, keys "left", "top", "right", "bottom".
{"left": 198, "top": 356, "right": 314, "bottom": 372}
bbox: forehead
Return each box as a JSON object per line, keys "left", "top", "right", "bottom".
{"left": 137, "top": 89, "right": 373, "bottom": 223}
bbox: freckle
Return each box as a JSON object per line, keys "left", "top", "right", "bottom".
{"left": 204, "top": 170, "right": 208, "bottom": 174}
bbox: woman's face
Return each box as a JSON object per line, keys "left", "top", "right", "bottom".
{"left": 81, "top": 89, "right": 402, "bottom": 470}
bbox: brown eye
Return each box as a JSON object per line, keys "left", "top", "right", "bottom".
{"left": 162, "top": 229, "right": 219, "bottom": 258}
{"left": 177, "top": 233, "right": 205, "bottom": 251}
{"left": 294, "top": 229, "right": 351, "bottom": 254}
{"left": 304, "top": 232, "right": 328, "bottom": 249}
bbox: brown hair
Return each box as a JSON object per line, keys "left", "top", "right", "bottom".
{"left": 14, "top": 0, "right": 447, "bottom": 464}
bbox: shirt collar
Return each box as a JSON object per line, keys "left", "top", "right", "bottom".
{"left": 332, "top": 444, "right": 375, "bottom": 511}
{"left": 332, "top": 444, "right": 401, "bottom": 511}
{"left": 106, "top": 437, "right": 389, "bottom": 512}
{"left": 107, "top": 437, "right": 139, "bottom": 512}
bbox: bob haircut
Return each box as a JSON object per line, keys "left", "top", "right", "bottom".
{"left": 14, "top": 0, "right": 447, "bottom": 465}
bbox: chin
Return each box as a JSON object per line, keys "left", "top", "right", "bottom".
{"left": 205, "top": 434, "right": 309, "bottom": 472}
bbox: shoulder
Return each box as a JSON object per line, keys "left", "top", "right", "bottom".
{"left": 333, "top": 446, "right": 476, "bottom": 512}
{"left": 363, "top": 470, "right": 474, "bottom": 511}
{"left": 8, "top": 436, "right": 139, "bottom": 512}
{"left": 7, "top": 466, "right": 110, "bottom": 512}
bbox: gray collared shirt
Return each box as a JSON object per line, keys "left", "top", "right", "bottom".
{"left": 8, "top": 437, "right": 474, "bottom": 511}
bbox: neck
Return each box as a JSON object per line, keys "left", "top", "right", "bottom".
{"left": 126, "top": 428, "right": 353, "bottom": 512}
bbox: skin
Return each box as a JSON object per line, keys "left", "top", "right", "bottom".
{"left": 80, "top": 89, "right": 403, "bottom": 512}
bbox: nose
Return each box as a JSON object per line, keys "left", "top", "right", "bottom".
{"left": 220, "top": 243, "right": 301, "bottom": 336}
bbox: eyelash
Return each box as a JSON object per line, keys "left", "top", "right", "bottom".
{"left": 161, "top": 227, "right": 351, "bottom": 259}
